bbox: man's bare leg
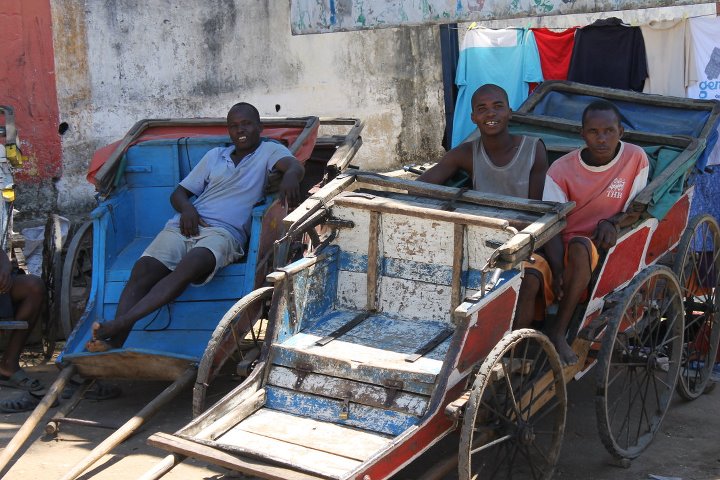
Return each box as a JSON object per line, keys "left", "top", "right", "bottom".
{"left": 514, "top": 270, "right": 542, "bottom": 329}
{"left": 0, "top": 275, "right": 45, "bottom": 378}
{"left": 546, "top": 240, "right": 592, "bottom": 366}
{"left": 87, "top": 248, "right": 216, "bottom": 351}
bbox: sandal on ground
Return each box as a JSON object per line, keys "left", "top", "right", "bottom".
{"left": 0, "top": 391, "right": 57, "bottom": 413}
{"left": 61, "top": 379, "right": 121, "bottom": 401}
{"left": 0, "top": 369, "right": 44, "bottom": 392}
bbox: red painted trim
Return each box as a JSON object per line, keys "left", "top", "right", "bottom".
{"left": 593, "top": 226, "right": 650, "bottom": 299}
{"left": 645, "top": 193, "right": 690, "bottom": 266}
{"left": 457, "top": 288, "right": 517, "bottom": 372}
{"left": 0, "top": 0, "right": 61, "bottom": 182}
{"left": 356, "top": 382, "right": 464, "bottom": 480}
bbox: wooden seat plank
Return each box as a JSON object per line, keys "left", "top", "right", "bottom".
{"left": 216, "top": 424, "right": 360, "bottom": 478}
{"left": 232, "top": 408, "right": 392, "bottom": 461}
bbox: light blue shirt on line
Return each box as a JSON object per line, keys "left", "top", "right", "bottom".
{"left": 452, "top": 28, "right": 543, "bottom": 147}
{"left": 166, "top": 140, "right": 294, "bottom": 246}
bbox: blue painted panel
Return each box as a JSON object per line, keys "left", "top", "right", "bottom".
{"left": 122, "top": 329, "right": 214, "bottom": 359}
{"left": 132, "top": 186, "right": 176, "bottom": 238}
{"left": 287, "top": 311, "right": 452, "bottom": 360}
{"left": 102, "top": 299, "right": 237, "bottom": 331}
{"left": 340, "top": 251, "right": 499, "bottom": 289}
{"left": 265, "top": 385, "right": 417, "bottom": 436}
{"left": 124, "top": 142, "right": 180, "bottom": 187}
{"left": 176, "top": 136, "right": 232, "bottom": 178}
{"left": 103, "top": 274, "right": 246, "bottom": 303}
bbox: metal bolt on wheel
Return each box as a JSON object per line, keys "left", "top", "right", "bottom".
{"left": 459, "top": 329, "right": 567, "bottom": 480}
{"left": 595, "top": 265, "right": 684, "bottom": 460}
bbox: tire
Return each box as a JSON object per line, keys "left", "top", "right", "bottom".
{"left": 40, "top": 214, "right": 63, "bottom": 359}
{"left": 595, "top": 265, "right": 684, "bottom": 459}
{"left": 672, "top": 214, "right": 720, "bottom": 400}
{"left": 458, "top": 329, "right": 567, "bottom": 480}
{"left": 60, "top": 221, "right": 93, "bottom": 339}
{"left": 192, "top": 286, "right": 274, "bottom": 417}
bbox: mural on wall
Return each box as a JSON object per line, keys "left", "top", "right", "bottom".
{"left": 290, "top": 0, "right": 715, "bottom": 34}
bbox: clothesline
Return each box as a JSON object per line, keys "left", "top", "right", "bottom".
{"left": 455, "top": 12, "right": 718, "bottom": 31}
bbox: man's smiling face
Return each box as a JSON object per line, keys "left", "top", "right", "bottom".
{"left": 470, "top": 88, "right": 511, "bottom": 137}
{"left": 227, "top": 106, "right": 263, "bottom": 152}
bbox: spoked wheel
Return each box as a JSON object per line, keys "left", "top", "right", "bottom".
{"left": 458, "top": 329, "right": 567, "bottom": 480}
{"left": 595, "top": 265, "right": 684, "bottom": 460}
{"left": 60, "top": 221, "right": 93, "bottom": 339}
{"left": 40, "top": 214, "right": 63, "bottom": 359}
{"left": 192, "top": 286, "right": 274, "bottom": 417}
{"left": 672, "top": 214, "right": 720, "bottom": 400}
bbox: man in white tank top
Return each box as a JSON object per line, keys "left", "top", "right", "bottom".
{"left": 418, "top": 84, "right": 548, "bottom": 200}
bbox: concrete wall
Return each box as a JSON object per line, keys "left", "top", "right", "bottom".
{"left": 50, "top": 0, "right": 446, "bottom": 214}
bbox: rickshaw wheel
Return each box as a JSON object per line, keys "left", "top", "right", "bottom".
{"left": 458, "top": 329, "right": 567, "bottom": 480}
{"left": 672, "top": 214, "right": 720, "bottom": 400}
{"left": 60, "top": 221, "right": 93, "bottom": 339}
{"left": 193, "top": 286, "right": 274, "bottom": 417}
{"left": 40, "top": 214, "right": 63, "bottom": 360}
{"left": 595, "top": 265, "right": 684, "bottom": 460}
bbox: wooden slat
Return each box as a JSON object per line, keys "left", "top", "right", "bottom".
{"left": 215, "top": 426, "right": 360, "bottom": 478}
{"left": 267, "top": 366, "right": 429, "bottom": 416}
{"left": 66, "top": 351, "right": 193, "bottom": 381}
{"left": 273, "top": 339, "right": 442, "bottom": 385}
{"left": 451, "top": 223, "right": 464, "bottom": 312}
{"left": 283, "top": 174, "right": 357, "bottom": 228}
{"left": 264, "top": 386, "right": 418, "bottom": 436}
{"left": 366, "top": 210, "right": 380, "bottom": 310}
{"left": 354, "top": 172, "right": 559, "bottom": 214}
{"left": 232, "top": 409, "right": 391, "bottom": 461}
{"left": 202, "top": 389, "right": 266, "bottom": 441}
{"left": 334, "top": 194, "right": 511, "bottom": 229}
{"left": 148, "top": 432, "right": 327, "bottom": 480}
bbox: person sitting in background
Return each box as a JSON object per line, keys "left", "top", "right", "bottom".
{"left": 514, "top": 100, "right": 649, "bottom": 365}
{"left": 417, "top": 84, "right": 548, "bottom": 200}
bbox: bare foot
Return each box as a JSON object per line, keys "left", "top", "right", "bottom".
{"left": 85, "top": 322, "right": 115, "bottom": 352}
{"left": 85, "top": 338, "right": 114, "bottom": 353}
{"left": 551, "top": 336, "right": 578, "bottom": 366}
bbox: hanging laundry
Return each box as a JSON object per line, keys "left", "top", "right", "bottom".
{"left": 686, "top": 16, "right": 720, "bottom": 225}
{"left": 451, "top": 27, "right": 543, "bottom": 147}
{"left": 687, "top": 16, "right": 720, "bottom": 168}
{"left": 532, "top": 27, "right": 577, "bottom": 81}
{"left": 567, "top": 17, "right": 647, "bottom": 92}
{"left": 641, "top": 19, "right": 687, "bottom": 97}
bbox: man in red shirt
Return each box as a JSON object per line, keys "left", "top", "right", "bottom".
{"left": 514, "top": 100, "right": 649, "bottom": 365}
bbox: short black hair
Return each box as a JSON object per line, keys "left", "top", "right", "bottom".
{"left": 471, "top": 84, "right": 509, "bottom": 106}
{"left": 582, "top": 100, "right": 622, "bottom": 127}
{"left": 228, "top": 102, "right": 261, "bottom": 122}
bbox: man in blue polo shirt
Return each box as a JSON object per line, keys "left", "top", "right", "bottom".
{"left": 86, "top": 102, "right": 304, "bottom": 352}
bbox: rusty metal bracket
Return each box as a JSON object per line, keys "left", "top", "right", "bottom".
{"left": 383, "top": 379, "right": 404, "bottom": 407}
{"left": 406, "top": 328, "right": 453, "bottom": 362}
{"left": 293, "top": 361, "right": 313, "bottom": 390}
{"left": 324, "top": 217, "right": 355, "bottom": 229}
{"left": 315, "top": 311, "right": 371, "bottom": 346}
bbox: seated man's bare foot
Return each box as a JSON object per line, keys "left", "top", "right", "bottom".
{"left": 85, "top": 338, "right": 114, "bottom": 353}
{"left": 551, "top": 336, "right": 578, "bottom": 366}
{"left": 85, "top": 322, "right": 117, "bottom": 352}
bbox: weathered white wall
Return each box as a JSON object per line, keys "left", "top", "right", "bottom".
{"left": 50, "top": 0, "right": 445, "bottom": 213}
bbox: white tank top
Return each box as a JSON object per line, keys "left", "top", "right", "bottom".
{"left": 471, "top": 135, "right": 539, "bottom": 198}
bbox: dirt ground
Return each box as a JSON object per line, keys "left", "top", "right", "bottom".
{"left": 0, "top": 355, "right": 718, "bottom": 480}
